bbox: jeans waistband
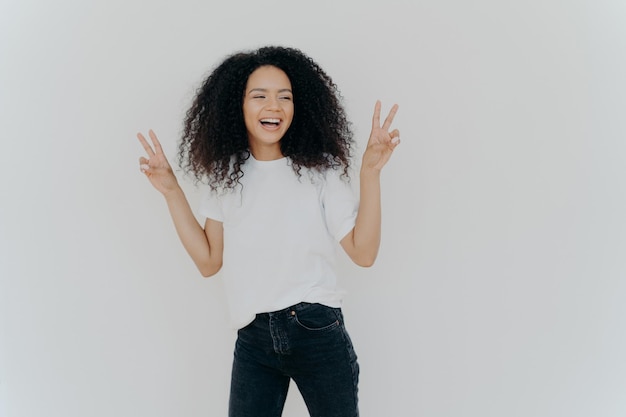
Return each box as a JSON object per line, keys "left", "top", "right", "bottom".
{"left": 259, "top": 302, "right": 331, "bottom": 319}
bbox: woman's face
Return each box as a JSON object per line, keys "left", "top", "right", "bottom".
{"left": 242, "top": 65, "right": 294, "bottom": 160}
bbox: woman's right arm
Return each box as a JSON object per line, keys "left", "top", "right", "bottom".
{"left": 137, "top": 130, "right": 223, "bottom": 277}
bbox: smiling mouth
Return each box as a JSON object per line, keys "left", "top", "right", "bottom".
{"left": 260, "top": 118, "right": 281, "bottom": 128}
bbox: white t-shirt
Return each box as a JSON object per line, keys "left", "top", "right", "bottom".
{"left": 199, "top": 155, "right": 358, "bottom": 329}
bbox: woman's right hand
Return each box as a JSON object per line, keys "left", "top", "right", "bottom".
{"left": 136, "top": 130, "right": 180, "bottom": 195}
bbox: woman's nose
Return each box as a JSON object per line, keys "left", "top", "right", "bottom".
{"left": 266, "top": 96, "right": 280, "bottom": 109}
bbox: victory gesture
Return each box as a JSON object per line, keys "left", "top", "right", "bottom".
{"left": 361, "top": 101, "right": 400, "bottom": 172}
{"left": 137, "top": 130, "right": 179, "bottom": 195}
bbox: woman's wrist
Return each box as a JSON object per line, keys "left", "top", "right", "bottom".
{"left": 360, "top": 165, "right": 382, "bottom": 180}
{"left": 162, "top": 182, "right": 184, "bottom": 201}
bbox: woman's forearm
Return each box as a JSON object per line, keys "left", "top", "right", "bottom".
{"left": 345, "top": 168, "right": 382, "bottom": 267}
{"left": 163, "top": 186, "right": 222, "bottom": 276}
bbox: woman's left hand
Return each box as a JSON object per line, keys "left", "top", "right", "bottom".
{"left": 361, "top": 100, "right": 400, "bottom": 172}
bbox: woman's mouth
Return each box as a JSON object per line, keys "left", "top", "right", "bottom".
{"left": 260, "top": 118, "right": 281, "bottom": 129}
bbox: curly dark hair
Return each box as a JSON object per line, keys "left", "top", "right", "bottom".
{"left": 178, "top": 46, "right": 354, "bottom": 190}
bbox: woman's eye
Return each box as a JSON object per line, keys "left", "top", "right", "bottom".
{"left": 253, "top": 95, "right": 265, "bottom": 99}
{"left": 280, "top": 96, "right": 292, "bottom": 101}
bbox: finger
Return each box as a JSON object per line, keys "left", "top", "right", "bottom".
{"left": 389, "top": 129, "right": 400, "bottom": 144}
{"left": 137, "top": 132, "right": 156, "bottom": 157}
{"left": 148, "top": 129, "right": 164, "bottom": 155}
{"left": 381, "top": 104, "right": 399, "bottom": 131}
{"left": 137, "top": 157, "right": 149, "bottom": 173}
{"left": 371, "top": 100, "right": 382, "bottom": 129}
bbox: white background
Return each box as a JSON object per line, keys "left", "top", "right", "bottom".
{"left": 1, "top": 0, "right": 625, "bottom": 416}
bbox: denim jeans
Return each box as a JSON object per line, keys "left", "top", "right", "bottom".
{"left": 229, "top": 302, "right": 360, "bottom": 417}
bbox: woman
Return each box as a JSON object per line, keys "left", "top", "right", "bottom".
{"left": 137, "top": 46, "right": 400, "bottom": 417}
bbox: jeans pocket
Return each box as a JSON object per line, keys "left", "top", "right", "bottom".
{"left": 293, "top": 303, "right": 341, "bottom": 331}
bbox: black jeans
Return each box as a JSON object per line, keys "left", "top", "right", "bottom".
{"left": 229, "top": 302, "right": 360, "bottom": 417}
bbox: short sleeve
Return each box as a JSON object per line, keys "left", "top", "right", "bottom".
{"left": 321, "top": 169, "right": 359, "bottom": 242}
{"left": 198, "top": 187, "right": 224, "bottom": 222}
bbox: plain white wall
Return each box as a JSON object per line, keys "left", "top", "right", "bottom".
{"left": 1, "top": 0, "right": 625, "bottom": 416}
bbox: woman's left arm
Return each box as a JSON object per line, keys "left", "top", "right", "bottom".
{"left": 341, "top": 100, "right": 400, "bottom": 267}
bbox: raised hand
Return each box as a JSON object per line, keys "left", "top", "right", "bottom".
{"left": 136, "top": 130, "right": 179, "bottom": 195}
{"left": 361, "top": 101, "right": 400, "bottom": 172}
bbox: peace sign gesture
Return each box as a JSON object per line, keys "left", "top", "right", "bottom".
{"left": 136, "top": 130, "right": 179, "bottom": 195}
{"left": 361, "top": 101, "right": 400, "bottom": 172}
